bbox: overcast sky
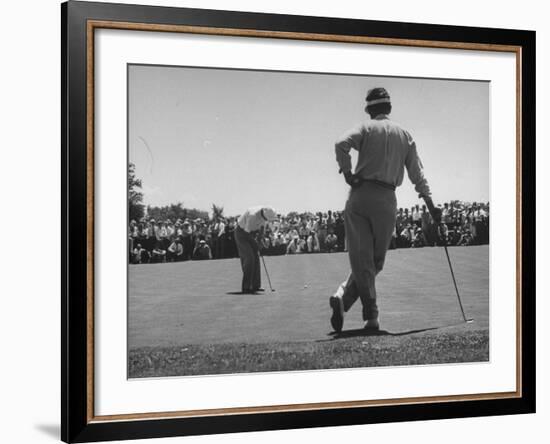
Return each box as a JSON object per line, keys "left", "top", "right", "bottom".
{"left": 128, "top": 64, "right": 489, "bottom": 216}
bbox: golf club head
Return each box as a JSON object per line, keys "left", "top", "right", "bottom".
{"left": 465, "top": 318, "right": 475, "bottom": 323}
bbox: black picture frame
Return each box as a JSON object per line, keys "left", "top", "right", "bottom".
{"left": 62, "top": 1, "right": 536, "bottom": 442}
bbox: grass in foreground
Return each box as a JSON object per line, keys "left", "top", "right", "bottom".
{"left": 129, "top": 329, "right": 488, "bottom": 378}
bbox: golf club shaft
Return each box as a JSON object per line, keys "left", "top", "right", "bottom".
{"left": 443, "top": 244, "right": 468, "bottom": 322}
{"left": 260, "top": 253, "right": 274, "bottom": 291}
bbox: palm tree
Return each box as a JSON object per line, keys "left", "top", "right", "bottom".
{"left": 128, "top": 162, "right": 144, "bottom": 221}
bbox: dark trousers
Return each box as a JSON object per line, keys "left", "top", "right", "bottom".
{"left": 234, "top": 226, "right": 261, "bottom": 292}
{"left": 339, "top": 182, "right": 397, "bottom": 321}
{"left": 216, "top": 235, "right": 226, "bottom": 259}
{"left": 182, "top": 236, "right": 193, "bottom": 260}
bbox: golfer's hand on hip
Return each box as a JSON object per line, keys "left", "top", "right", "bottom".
{"left": 344, "top": 171, "right": 361, "bottom": 188}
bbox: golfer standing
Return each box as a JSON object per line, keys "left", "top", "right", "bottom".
{"left": 235, "top": 206, "right": 278, "bottom": 294}
{"left": 330, "top": 87, "right": 441, "bottom": 332}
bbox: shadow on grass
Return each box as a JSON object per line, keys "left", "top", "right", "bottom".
{"left": 321, "top": 325, "right": 443, "bottom": 341}
{"left": 225, "top": 291, "right": 265, "bottom": 295}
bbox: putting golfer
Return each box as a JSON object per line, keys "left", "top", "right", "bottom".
{"left": 235, "top": 206, "right": 279, "bottom": 294}
{"left": 330, "top": 87, "right": 441, "bottom": 332}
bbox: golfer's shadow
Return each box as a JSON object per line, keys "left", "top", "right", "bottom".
{"left": 323, "top": 326, "right": 441, "bottom": 341}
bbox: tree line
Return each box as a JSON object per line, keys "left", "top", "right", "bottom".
{"left": 128, "top": 162, "right": 209, "bottom": 222}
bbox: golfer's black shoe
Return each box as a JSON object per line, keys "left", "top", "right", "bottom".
{"left": 329, "top": 296, "right": 344, "bottom": 333}
{"left": 363, "top": 319, "right": 380, "bottom": 331}
{"left": 254, "top": 288, "right": 265, "bottom": 292}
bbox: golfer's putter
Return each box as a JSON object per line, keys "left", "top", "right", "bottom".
{"left": 260, "top": 254, "right": 275, "bottom": 292}
{"left": 442, "top": 241, "right": 474, "bottom": 323}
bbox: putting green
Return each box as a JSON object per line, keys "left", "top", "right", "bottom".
{"left": 128, "top": 245, "right": 489, "bottom": 348}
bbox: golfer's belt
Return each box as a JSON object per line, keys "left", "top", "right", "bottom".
{"left": 362, "top": 178, "right": 396, "bottom": 191}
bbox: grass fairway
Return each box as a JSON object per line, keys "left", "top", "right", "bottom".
{"left": 129, "top": 245, "right": 489, "bottom": 377}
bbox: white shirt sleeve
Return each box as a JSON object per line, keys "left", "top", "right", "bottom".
{"left": 238, "top": 207, "right": 265, "bottom": 233}
{"left": 335, "top": 124, "right": 365, "bottom": 174}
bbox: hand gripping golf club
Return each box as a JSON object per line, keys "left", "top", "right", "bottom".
{"left": 260, "top": 253, "right": 276, "bottom": 292}
{"left": 442, "top": 239, "right": 474, "bottom": 323}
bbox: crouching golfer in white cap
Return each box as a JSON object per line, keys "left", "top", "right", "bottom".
{"left": 330, "top": 87, "right": 441, "bottom": 332}
{"left": 235, "top": 206, "right": 279, "bottom": 294}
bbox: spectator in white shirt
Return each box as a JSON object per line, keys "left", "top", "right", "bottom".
{"left": 307, "top": 232, "right": 320, "bottom": 253}
{"left": 286, "top": 237, "right": 298, "bottom": 255}
{"left": 167, "top": 239, "right": 184, "bottom": 262}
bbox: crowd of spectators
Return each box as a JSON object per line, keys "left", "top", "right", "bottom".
{"left": 393, "top": 201, "right": 489, "bottom": 249}
{"left": 129, "top": 201, "right": 489, "bottom": 264}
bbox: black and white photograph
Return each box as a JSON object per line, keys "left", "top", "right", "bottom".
{"left": 0, "top": 0, "right": 543, "bottom": 441}
{"left": 127, "top": 65, "right": 490, "bottom": 378}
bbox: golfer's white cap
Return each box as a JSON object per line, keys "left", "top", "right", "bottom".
{"left": 261, "top": 207, "right": 279, "bottom": 222}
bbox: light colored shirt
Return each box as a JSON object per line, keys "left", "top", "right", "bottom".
{"left": 307, "top": 233, "right": 320, "bottom": 252}
{"left": 238, "top": 206, "right": 271, "bottom": 233}
{"left": 335, "top": 114, "right": 431, "bottom": 197}
{"left": 286, "top": 240, "right": 298, "bottom": 254}
{"left": 216, "top": 221, "right": 225, "bottom": 237}
{"left": 168, "top": 242, "right": 183, "bottom": 255}
{"left": 473, "top": 209, "right": 486, "bottom": 221}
